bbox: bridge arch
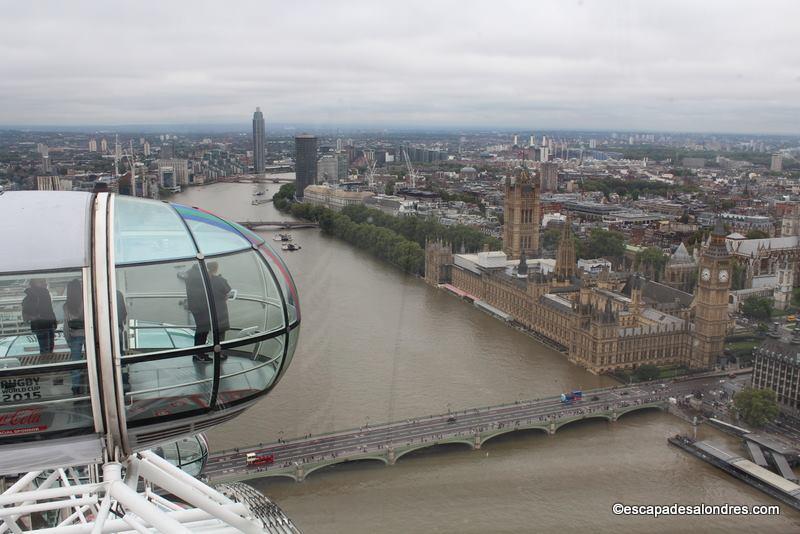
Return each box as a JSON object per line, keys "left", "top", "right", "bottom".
{"left": 480, "top": 425, "right": 550, "bottom": 447}
{"left": 553, "top": 413, "right": 613, "bottom": 433}
{"left": 394, "top": 440, "right": 475, "bottom": 462}
{"left": 302, "top": 456, "right": 389, "bottom": 480}
{"left": 222, "top": 471, "right": 299, "bottom": 483}
{"left": 614, "top": 403, "right": 665, "bottom": 420}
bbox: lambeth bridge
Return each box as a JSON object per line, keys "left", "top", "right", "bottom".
{"left": 215, "top": 170, "right": 295, "bottom": 183}
{"left": 201, "top": 375, "right": 721, "bottom": 484}
{"left": 238, "top": 221, "right": 320, "bottom": 230}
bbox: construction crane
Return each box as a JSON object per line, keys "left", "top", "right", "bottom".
{"left": 364, "top": 149, "right": 377, "bottom": 188}
{"left": 403, "top": 148, "right": 418, "bottom": 188}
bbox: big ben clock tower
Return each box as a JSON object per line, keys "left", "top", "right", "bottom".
{"left": 691, "top": 218, "right": 732, "bottom": 369}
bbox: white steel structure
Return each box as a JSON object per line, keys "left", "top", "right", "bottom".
{"left": 363, "top": 150, "right": 376, "bottom": 188}
{"left": 0, "top": 191, "right": 301, "bottom": 532}
{"left": 402, "top": 149, "right": 417, "bottom": 188}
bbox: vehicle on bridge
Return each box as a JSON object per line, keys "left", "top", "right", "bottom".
{"left": 246, "top": 452, "right": 275, "bottom": 466}
{"left": 561, "top": 390, "right": 583, "bottom": 404}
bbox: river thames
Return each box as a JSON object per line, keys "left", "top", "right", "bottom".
{"left": 176, "top": 179, "right": 800, "bottom": 533}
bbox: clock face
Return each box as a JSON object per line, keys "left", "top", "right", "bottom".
{"left": 719, "top": 269, "right": 729, "bottom": 282}
{"left": 701, "top": 268, "right": 711, "bottom": 281}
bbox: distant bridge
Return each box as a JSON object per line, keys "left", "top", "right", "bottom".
{"left": 238, "top": 221, "right": 320, "bottom": 229}
{"left": 212, "top": 172, "right": 295, "bottom": 184}
{"left": 202, "top": 375, "right": 736, "bottom": 485}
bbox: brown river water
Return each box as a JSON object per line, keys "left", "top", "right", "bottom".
{"left": 175, "top": 180, "right": 800, "bottom": 533}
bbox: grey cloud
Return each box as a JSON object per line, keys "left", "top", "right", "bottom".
{"left": 0, "top": 0, "right": 798, "bottom": 133}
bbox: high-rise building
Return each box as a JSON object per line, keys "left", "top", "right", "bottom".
{"left": 158, "top": 159, "right": 188, "bottom": 186}
{"left": 89, "top": 138, "right": 97, "bottom": 152}
{"left": 252, "top": 107, "right": 266, "bottom": 174}
{"left": 503, "top": 165, "right": 540, "bottom": 259}
{"left": 336, "top": 151, "right": 348, "bottom": 180}
{"left": 540, "top": 162, "right": 558, "bottom": 192}
{"left": 539, "top": 146, "right": 550, "bottom": 162}
{"left": 143, "top": 141, "right": 151, "bottom": 157}
{"left": 771, "top": 153, "right": 783, "bottom": 172}
{"left": 100, "top": 138, "right": 108, "bottom": 153}
{"left": 317, "top": 154, "right": 339, "bottom": 183}
{"left": 753, "top": 334, "right": 800, "bottom": 414}
{"left": 295, "top": 134, "right": 318, "bottom": 199}
{"left": 691, "top": 219, "right": 732, "bottom": 369}
{"left": 512, "top": 134, "right": 519, "bottom": 147}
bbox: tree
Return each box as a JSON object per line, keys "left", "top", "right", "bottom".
{"left": 634, "top": 364, "right": 660, "bottom": 381}
{"left": 745, "top": 229, "right": 769, "bottom": 239}
{"left": 635, "top": 247, "right": 667, "bottom": 281}
{"left": 741, "top": 296, "right": 772, "bottom": 320}
{"left": 582, "top": 229, "right": 625, "bottom": 260}
{"left": 542, "top": 228, "right": 561, "bottom": 251}
{"left": 734, "top": 388, "right": 779, "bottom": 427}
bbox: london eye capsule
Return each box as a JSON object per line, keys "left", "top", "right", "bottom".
{"left": 0, "top": 191, "right": 300, "bottom": 474}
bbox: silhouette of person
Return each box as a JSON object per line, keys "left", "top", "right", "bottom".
{"left": 185, "top": 262, "right": 232, "bottom": 362}
{"left": 22, "top": 278, "right": 57, "bottom": 355}
{"left": 185, "top": 264, "right": 212, "bottom": 362}
{"left": 63, "top": 279, "right": 85, "bottom": 395}
{"left": 207, "top": 262, "right": 231, "bottom": 350}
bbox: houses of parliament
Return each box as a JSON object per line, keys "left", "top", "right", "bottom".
{"left": 425, "top": 166, "right": 731, "bottom": 374}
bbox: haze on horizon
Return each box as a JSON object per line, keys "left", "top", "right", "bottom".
{"left": 1, "top": 0, "right": 799, "bottom": 135}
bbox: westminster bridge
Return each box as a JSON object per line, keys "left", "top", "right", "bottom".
{"left": 202, "top": 375, "right": 724, "bottom": 484}
{"left": 238, "top": 221, "right": 320, "bottom": 230}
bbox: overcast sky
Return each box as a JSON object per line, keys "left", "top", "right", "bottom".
{"left": 1, "top": 0, "right": 798, "bottom": 133}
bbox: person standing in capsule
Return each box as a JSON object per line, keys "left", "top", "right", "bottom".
{"left": 63, "top": 279, "right": 85, "bottom": 395}
{"left": 22, "top": 278, "right": 57, "bottom": 355}
{"left": 185, "top": 262, "right": 231, "bottom": 362}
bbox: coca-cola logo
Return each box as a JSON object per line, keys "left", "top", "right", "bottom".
{"left": 0, "top": 408, "right": 41, "bottom": 427}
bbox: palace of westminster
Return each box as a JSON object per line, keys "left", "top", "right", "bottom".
{"left": 425, "top": 166, "right": 734, "bottom": 374}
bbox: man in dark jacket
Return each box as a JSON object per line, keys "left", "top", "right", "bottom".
{"left": 185, "top": 264, "right": 212, "bottom": 362}
{"left": 185, "top": 262, "right": 232, "bottom": 362}
{"left": 207, "top": 262, "right": 231, "bottom": 344}
{"left": 21, "top": 278, "right": 57, "bottom": 355}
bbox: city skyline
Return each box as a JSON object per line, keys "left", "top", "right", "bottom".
{"left": 2, "top": 1, "right": 800, "bottom": 134}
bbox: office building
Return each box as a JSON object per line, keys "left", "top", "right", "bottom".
{"left": 303, "top": 184, "right": 374, "bottom": 211}
{"left": 89, "top": 138, "right": 97, "bottom": 152}
{"left": 753, "top": 335, "right": 800, "bottom": 414}
{"left": 317, "top": 154, "right": 339, "bottom": 183}
{"left": 158, "top": 158, "right": 189, "bottom": 187}
{"left": 295, "top": 134, "right": 317, "bottom": 200}
{"left": 252, "top": 107, "right": 266, "bottom": 174}
{"left": 771, "top": 153, "right": 783, "bottom": 172}
{"left": 540, "top": 162, "right": 558, "bottom": 192}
